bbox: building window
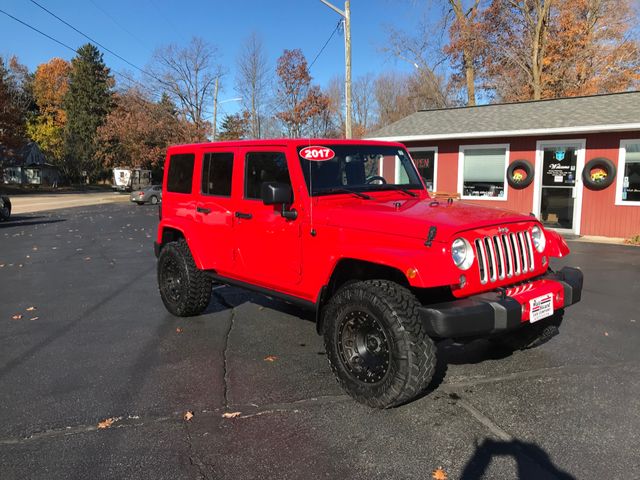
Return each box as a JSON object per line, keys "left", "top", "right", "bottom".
{"left": 459, "top": 145, "right": 508, "bottom": 200}
{"left": 616, "top": 140, "right": 640, "bottom": 206}
{"left": 202, "top": 152, "right": 233, "bottom": 196}
{"left": 409, "top": 148, "right": 437, "bottom": 191}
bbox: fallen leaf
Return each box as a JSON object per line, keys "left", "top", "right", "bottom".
{"left": 183, "top": 411, "right": 194, "bottom": 421}
{"left": 222, "top": 412, "right": 241, "bottom": 418}
{"left": 0, "top": 264, "right": 4, "bottom": 268}
{"left": 26, "top": 306, "right": 37, "bottom": 311}
{"left": 97, "top": 417, "right": 115, "bottom": 429}
{"left": 84, "top": 257, "right": 91, "bottom": 261}
{"left": 432, "top": 467, "right": 448, "bottom": 480}
{"left": 176, "top": 327, "right": 183, "bottom": 334}
{"left": 604, "top": 332, "right": 609, "bottom": 336}
{"left": 30, "top": 317, "right": 39, "bottom": 321}
{"left": 264, "top": 355, "right": 278, "bottom": 362}
{"left": 11, "top": 314, "right": 23, "bottom": 320}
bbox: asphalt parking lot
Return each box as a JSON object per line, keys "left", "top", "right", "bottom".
{"left": 0, "top": 202, "right": 638, "bottom": 479}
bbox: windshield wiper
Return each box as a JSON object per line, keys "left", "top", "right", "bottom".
{"left": 368, "top": 185, "right": 419, "bottom": 197}
{"left": 314, "top": 187, "right": 371, "bottom": 199}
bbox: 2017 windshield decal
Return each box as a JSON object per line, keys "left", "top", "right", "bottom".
{"left": 300, "top": 146, "right": 335, "bottom": 161}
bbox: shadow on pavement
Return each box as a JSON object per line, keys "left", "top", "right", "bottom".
{"left": 460, "top": 438, "right": 575, "bottom": 479}
{"left": 0, "top": 215, "right": 66, "bottom": 229}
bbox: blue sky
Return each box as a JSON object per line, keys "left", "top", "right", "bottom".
{"left": 0, "top": 1, "right": 440, "bottom": 118}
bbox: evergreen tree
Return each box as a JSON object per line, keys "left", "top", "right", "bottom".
{"left": 63, "top": 44, "right": 112, "bottom": 182}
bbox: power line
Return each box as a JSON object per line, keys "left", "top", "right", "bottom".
{"left": 309, "top": 20, "right": 342, "bottom": 70}
{"left": 28, "top": 0, "right": 159, "bottom": 83}
{"left": 87, "top": 0, "right": 151, "bottom": 51}
{"left": 0, "top": 8, "right": 153, "bottom": 95}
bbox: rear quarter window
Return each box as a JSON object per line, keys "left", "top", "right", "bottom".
{"left": 167, "top": 153, "right": 195, "bottom": 194}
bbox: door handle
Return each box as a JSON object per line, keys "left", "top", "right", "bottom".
{"left": 196, "top": 206, "right": 211, "bottom": 214}
{"left": 235, "top": 211, "right": 252, "bottom": 219}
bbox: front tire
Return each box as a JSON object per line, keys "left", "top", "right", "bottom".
{"left": 150, "top": 196, "right": 159, "bottom": 205}
{"left": 323, "top": 280, "right": 436, "bottom": 408}
{"left": 157, "top": 240, "right": 212, "bottom": 316}
{"left": 0, "top": 196, "right": 11, "bottom": 221}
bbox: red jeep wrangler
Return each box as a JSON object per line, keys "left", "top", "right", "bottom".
{"left": 155, "top": 139, "right": 583, "bottom": 408}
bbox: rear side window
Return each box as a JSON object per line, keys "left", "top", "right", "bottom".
{"left": 245, "top": 152, "right": 291, "bottom": 199}
{"left": 202, "top": 152, "right": 234, "bottom": 196}
{"left": 167, "top": 153, "right": 195, "bottom": 193}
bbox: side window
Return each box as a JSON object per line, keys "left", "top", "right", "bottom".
{"left": 167, "top": 153, "right": 195, "bottom": 194}
{"left": 202, "top": 152, "right": 233, "bottom": 196}
{"left": 245, "top": 152, "right": 291, "bottom": 200}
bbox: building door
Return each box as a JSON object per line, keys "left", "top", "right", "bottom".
{"left": 534, "top": 140, "right": 585, "bottom": 234}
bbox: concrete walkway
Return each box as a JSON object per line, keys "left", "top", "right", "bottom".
{"left": 9, "top": 192, "right": 130, "bottom": 214}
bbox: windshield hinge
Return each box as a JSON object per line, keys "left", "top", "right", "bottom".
{"left": 425, "top": 226, "right": 437, "bottom": 247}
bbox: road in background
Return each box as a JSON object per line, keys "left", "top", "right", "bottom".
{"left": 0, "top": 203, "right": 638, "bottom": 479}
{"left": 8, "top": 192, "right": 129, "bottom": 214}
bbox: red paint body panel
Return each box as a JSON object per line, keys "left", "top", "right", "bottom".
{"left": 158, "top": 139, "right": 570, "bottom": 307}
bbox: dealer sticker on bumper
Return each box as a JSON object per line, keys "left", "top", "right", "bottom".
{"left": 529, "top": 293, "right": 554, "bottom": 323}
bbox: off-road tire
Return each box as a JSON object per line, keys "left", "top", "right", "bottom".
{"left": 157, "top": 240, "right": 212, "bottom": 317}
{"left": 323, "top": 280, "right": 436, "bottom": 408}
{"left": 490, "top": 310, "right": 564, "bottom": 351}
{"left": 0, "top": 196, "right": 11, "bottom": 221}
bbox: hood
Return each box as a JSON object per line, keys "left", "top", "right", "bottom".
{"left": 314, "top": 195, "right": 534, "bottom": 242}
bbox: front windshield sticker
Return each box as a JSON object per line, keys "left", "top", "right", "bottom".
{"left": 300, "top": 146, "right": 335, "bottom": 162}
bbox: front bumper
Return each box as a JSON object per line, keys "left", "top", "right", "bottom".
{"left": 419, "top": 267, "right": 583, "bottom": 338}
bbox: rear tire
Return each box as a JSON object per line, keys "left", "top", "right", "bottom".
{"left": 157, "top": 240, "right": 212, "bottom": 316}
{"left": 323, "top": 280, "right": 436, "bottom": 408}
{"left": 490, "top": 310, "right": 564, "bottom": 351}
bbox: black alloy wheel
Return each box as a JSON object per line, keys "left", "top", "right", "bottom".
{"left": 157, "top": 240, "right": 212, "bottom": 317}
{"left": 323, "top": 280, "right": 436, "bottom": 408}
{"left": 337, "top": 310, "right": 390, "bottom": 384}
{"left": 159, "top": 254, "right": 184, "bottom": 305}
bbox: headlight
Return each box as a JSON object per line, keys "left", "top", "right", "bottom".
{"left": 531, "top": 225, "right": 546, "bottom": 253}
{"left": 451, "top": 238, "right": 474, "bottom": 270}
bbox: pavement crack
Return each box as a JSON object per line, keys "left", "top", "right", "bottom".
{"left": 221, "top": 305, "right": 236, "bottom": 410}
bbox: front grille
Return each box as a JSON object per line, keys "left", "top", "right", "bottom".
{"left": 474, "top": 230, "right": 535, "bottom": 284}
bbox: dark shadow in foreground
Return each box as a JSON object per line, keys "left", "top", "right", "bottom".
{"left": 460, "top": 438, "right": 575, "bottom": 480}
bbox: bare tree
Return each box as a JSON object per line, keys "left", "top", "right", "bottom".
{"left": 151, "top": 37, "right": 223, "bottom": 139}
{"left": 352, "top": 73, "right": 374, "bottom": 137}
{"left": 235, "top": 32, "right": 270, "bottom": 139}
{"left": 325, "top": 76, "right": 344, "bottom": 136}
{"left": 384, "top": 17, "right": 450, "bottom": 108}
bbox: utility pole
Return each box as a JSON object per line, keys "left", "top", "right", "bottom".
{"left": 212, "top": 76, "right": 219, "bottom": 141}
{"left": 320, "top": 0, "right": 352, "bottom": 139}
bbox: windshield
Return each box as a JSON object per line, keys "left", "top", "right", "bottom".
{"left": 298, "top": 145, "right": 424, "bottom": 196}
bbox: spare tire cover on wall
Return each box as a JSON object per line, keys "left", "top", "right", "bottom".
{"left": 506, "top": 160, "right": 534, "bottom": 189}
{"left": 582, "top": 157, "right": 616, "bottom": 191}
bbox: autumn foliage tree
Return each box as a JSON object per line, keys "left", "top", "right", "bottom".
{"left": 26, "top": 58, "right": 70, "bottom": 163}
{"left": 444, "top": 0, "right": 483, "bottom": 106}
{"left": 97, "top": 90, "right": 191, "bottom": 171}
{"left": 478, "top": 0, "right": 639, "bottom": 101}
{"left": 542, "top": 0, "right": 640, "bottom": 98}
{"left": 275, "top": 49, "right": 330, "bottom": 137}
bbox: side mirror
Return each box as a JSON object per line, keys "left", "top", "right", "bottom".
{"left": 261, "top": 182, "right": 298, "bottom": 220}
{"left": 261, "top": 182, "right": 293, "bottom": 205}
